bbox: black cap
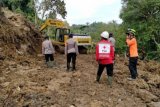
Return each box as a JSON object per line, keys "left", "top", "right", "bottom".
{"left": 69, "top": 34, "right": 73, "bottom": 38}
{"left": 44, "top": 36, "right": 49, "bottom": 39}
{"left": 109, "top": 33, "right": 113, "bottom": 37}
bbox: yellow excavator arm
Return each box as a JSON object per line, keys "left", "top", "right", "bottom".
{"left": 39, "top": 18, "right": 66, "bottom": 31}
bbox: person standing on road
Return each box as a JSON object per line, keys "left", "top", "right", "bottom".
{"left": 42, "top": 36, "right": 55, "bottom": 68}
{"left": 126, "top": 29, "right": 138, "bottom": 80}
{"left": 65, "top": 34, "right": 79, "bottom": 71}
{"left": 95, "top": 31, "right": 114, "bottom": 87}
{"left": 109, "top": 32, "right": 116, "bottom": 63}
{"left": 108, "top": 33, "right": 116, "bottom": 52}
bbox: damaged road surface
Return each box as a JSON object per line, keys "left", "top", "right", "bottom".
{"left": 0, "top": 55, "right": 160, "bottom": 107}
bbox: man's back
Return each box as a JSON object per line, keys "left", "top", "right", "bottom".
{"left": 65, "top": 38, "right": 79, "bottom": 54}
{"left": 42, "top": 40, "right": 54, "bottom": 54}
{"left": 109, "top": 37, "right": 115, "bottom": 51}
{"left": 109, "top": 37, "right": 115, "bottom": 46}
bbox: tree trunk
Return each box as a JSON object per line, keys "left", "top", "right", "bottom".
{"left": 34, "top": 0, "right": 38, "bottom": 25}
{"left": 0, "top": 2, "right": 2, "bottom": 14}
{"left": 153, "top": 36, "right": 160, "bottom": 49}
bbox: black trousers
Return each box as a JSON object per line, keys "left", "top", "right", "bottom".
{"left": 129, "top": 57, "right": 138, "bottom": 79}
{"left": 45, "top": 54, "right": 54, "bottom": 62}
{"left": 97, "top": 64, "right": 113, "bottom": 77}
{"left": 67, "top": 53, "right": 76, "bottom": 69}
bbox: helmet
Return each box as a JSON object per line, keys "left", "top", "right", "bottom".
{"left": 101, "top": 31, "right": 109, "bottom": 39}
{"left": 130, "top": 29, "right": 136, "bottom": 35}
{"left": 126, "top": 28, "right": 136, "bottom": 35}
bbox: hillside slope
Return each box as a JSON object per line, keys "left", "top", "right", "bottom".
{"left": 0, "top": 8, "right": 41, "bottom": 60}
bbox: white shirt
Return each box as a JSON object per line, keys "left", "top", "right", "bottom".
{"left": 42, "top": 40, "right": 55, "bottom": 54}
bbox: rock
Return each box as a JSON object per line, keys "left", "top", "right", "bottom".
{"left": 51, "top": 104, "right": 61, "bottom": 107}
{"left": 0, "top": 77, "right": 5, "bottom": 82}
{"left": 90, "top": 100, "right": 103, "bottom": 107}
{"left": 88, "top": 91, "right": 96, "bottom": 96}
{"left": 0, "top": 54, "right": 5, "bottom": 60}
{"left": 147, "top": 75, "right": 160, "bottom": 86}
{"left": 136, "top": 89, "right": 158, "bottom": 103}
{"left": 72, "top": 72, "right": 81, "bottom": 78}
{"left": 0, "top": 48, "right": 2, "bottom": 52}
{"left": 70, "top": 105, "right": 76, "bottom": 107}
{"left": 37, "top": 54, "right": 43, "bottom": 57}
{"left": 16, "top": 50, "right": 24, "bottom": 55}
{"left": 135, "top": 79, "right": 149, "bottom": 89}
{"left": 147, "top": 102, "right": 160, "bottom": 107}
{"left": 1, "top": 82, "right": 10, "bottom": 87}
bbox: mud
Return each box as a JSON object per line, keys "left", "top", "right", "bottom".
{"left": 0, "top": 54, "right": 159, "bottom": 107}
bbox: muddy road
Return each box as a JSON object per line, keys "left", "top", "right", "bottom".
{"left": 0, "top": 54, "right": 160, "bottom": 107}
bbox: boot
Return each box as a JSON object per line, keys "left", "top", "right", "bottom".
{"left": 72, "top": 63, "right": 76, "bottom": 71}
{"left": 50, "top": 61, "right": 56, "bottom": 68}
{"left": 67, "top": 63, "right": 70, "bottom": 71}
{"left": 48, "top": 61, "right": 52, "bottom": 68}
{"left": 46, "top": 61, "right": 51, "bottom": 68}
{"left": 107, "top": 76, "right": 112, "bottom": 87}
{"left": 96, "top": 75, "right": 100, "bottom": 83}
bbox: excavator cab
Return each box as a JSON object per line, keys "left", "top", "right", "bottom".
{"left": 55, "top": 28, "right": 70, "bottom": 42}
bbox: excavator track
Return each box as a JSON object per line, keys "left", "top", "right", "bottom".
{"left": 78, "top": 46, "right": 87, "bottom": 54}
{"left": 54, "top": 45, "right": 65, "bottom": 54}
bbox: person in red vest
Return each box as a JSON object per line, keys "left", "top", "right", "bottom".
{"left": 95, "top": 31, "right": 115, "bottom": 87}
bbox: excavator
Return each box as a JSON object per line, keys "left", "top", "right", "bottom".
{"left": 39, "top": 18, "right": 92, "bottom": 53}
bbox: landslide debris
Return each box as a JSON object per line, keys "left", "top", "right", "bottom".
{"left": 0, "top": 8, "right": 42, "bottom": 60}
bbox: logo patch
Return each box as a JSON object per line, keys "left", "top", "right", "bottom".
{"left": 99, "top": 44, "right": 110, "bottom": 53}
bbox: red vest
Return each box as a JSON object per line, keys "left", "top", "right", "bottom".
{"left": 96, "top": 39, "right": 114, "bottom": 64}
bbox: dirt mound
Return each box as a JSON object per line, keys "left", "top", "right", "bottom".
{"left": 0, "top": 8, "right": 42, "bottom": 60}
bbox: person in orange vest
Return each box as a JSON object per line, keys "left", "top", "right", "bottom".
{"left": 126, "top": 29, "right": 138, "bottom": 80}
{"left": 95, "top": 31, "right": 114, "bottom": 87}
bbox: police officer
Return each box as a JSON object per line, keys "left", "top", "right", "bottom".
{"left": 42, "top": 36, "right": 55, "bottom": 68}
{"left": 65, "top": 34, "right": 79, "bottom": 71}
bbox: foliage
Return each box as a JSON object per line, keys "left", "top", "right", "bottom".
{"left": 1, "top": 0, "right": 67, "bottom": 23}
{"left": 71, "top": 21, "right": 126, "bottom": 54}
{"left": 120, "top": 0, "right": 160, "bottom": 61}
{"left": 1, "top": 0, "right": 35, "bottom": 22}
{"left": 39, "top": 0, "right": 67, "bottom": 19}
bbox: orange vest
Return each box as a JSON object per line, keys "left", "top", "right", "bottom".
{"left": 126, "top": 38, "right": 138, "bottom": 57}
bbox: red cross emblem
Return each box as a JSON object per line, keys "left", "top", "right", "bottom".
{"left": 103, "top": 46, "right": 106, "bottom": 49}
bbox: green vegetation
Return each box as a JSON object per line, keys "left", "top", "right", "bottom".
{"left": 71, "top": 21, "right": 126, "bottom": 54}
{"left": 120, "top": 0, "right": 160, "bottom": 61}
{"left": 1, "top": 0, "right": 67, "bottom": 23}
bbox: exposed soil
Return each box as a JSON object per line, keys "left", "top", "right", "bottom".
{"left": 0, "top": 54, "right": 160, "bottom": 107}
{"left": 0, "top": 8, "right": 160, "bottom": 107}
